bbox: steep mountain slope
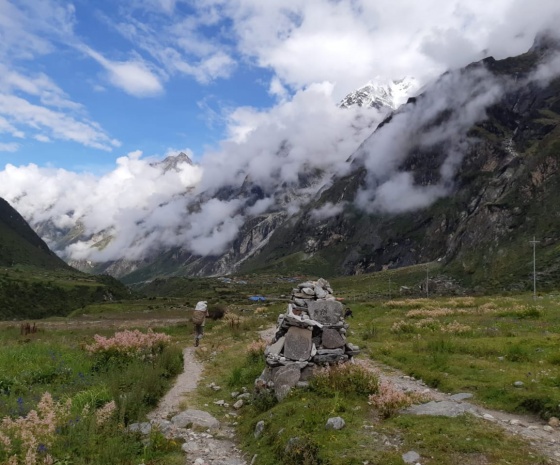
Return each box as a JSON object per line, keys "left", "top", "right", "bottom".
{"left": 238, "top": 37, "right": 560, "bottom": 291}
{"left": 0, "top": 197, "right": 130, "bottom": 320}
{"left": 0, "top": 197, "right": 71, "bottom": 269}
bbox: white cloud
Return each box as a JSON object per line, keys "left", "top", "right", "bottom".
{"left": 0, "top": 151, "right": 204, "bottom": 260}
{"left": 0, "top": 142, "right": 19, "bottom": 152}
{"left": 195, "top": 0, "right": 560, "bottom": 97}
{"left": 81, "top": 46, "right": 164, "bottom": 98}
{"left": 0, "top": 94, "right": 120, "bottom": 150}
{"left": 106, "top": 6, "right": 237, "bottom": 85}
{"left": 310, "top": 202, "right": 346, "bottom": 221}
{"left": 34, "top": 134, "right": 51, "bottom": 143}
{"left": 0, "top": 1, "right": 120, "bottom": 150}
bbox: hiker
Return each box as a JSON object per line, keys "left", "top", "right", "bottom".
{"left": 344, "top": 307, "right": 353, "bottom": 318}
{"left": 192, "top": 301, "right": 209, "bottom": 347}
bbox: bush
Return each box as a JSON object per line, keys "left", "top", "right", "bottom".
{"left": 252, "top": 390, "right": 278, "bottom": 413}
{"left": 279, "top": 434, "right": 326, "bottom": 465}
{"left": 368, "top": 380, "right": 427, "bottom": 419}
{"left": 310, "top": 361, "right": 378, "bottom": 397}
{"left": 208, "top": 305, "right": 227, "bottom": 320}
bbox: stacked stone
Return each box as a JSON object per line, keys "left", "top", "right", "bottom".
{"left": 256, "top": 278, "right": 360, "bottom": 400}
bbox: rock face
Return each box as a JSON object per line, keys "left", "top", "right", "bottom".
{"left": 256, "top": 279, "right": 360, "bottom": 400}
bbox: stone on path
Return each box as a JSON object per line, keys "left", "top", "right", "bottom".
{"left": 403, "top": 400, "right": 476, "bottom": 417}
{"left": 254, "top": 421, "right": 265, "bottom": 438}
{"left": 171, "top": 409, "right": 220, "bottom": 429}
{"left": 325, "top": 417, "right": 345, "bottom": 430}
{"left": 449, "top": 393, "right": 473, "bottom": 401}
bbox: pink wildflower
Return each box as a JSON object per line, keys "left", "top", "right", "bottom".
{"left": 95, "top": 401, "right": 117, "bottom": 426}
{"left": 85, "top": 329, "right": 171, "bottom": 359}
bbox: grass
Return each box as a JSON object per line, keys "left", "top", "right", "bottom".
{"left": 190, "top": 290, "right": 551, "bottom": 465}
{"left": 0, "top": 324, "right": 184, "bottom": 465}
{"left": 347, "top": 293, "right": 560, "bottom": 420}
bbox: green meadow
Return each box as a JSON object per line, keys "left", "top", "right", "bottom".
{"left": 1, "top": 269, "right": 559, "bottom": 464}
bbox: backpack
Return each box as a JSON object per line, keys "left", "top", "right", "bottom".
{"left": 192, "top": 301, "right": 207, "bottom": 324}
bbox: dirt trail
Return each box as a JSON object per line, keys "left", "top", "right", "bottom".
{"left": 147, "top": 346, "right": 202, "bottom": 421}
{"left": 148, "top": 345, "right": 250, "bottom": 465}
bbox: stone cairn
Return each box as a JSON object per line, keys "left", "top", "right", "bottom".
{"left": 255, "top": 278, "right": 360, "bottom": 400}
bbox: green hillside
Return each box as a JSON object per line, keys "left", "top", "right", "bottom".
{"left": 0, "top": 198, "right": 130, "bottom": 319}
{"left": 0, "top": 198, "right": 71, "bottom": 270}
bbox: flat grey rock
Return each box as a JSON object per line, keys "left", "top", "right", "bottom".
{"left": 449, "top": 393, "right": 473, "bottom": 401}
{"left": 402, "top": 451, "right": 421, "bottom": 464}
{"left": 128, "top": 422, "right": 152, "bottom": 435}
{"left": 171, "top": 409, "right": 220, "bottom": 429}
{"left": 321, "top": 328, "right": 345, "bottom": 349}
{"left": 283, "top": 326, "right": 312, "bottom": 361}
{"left": 273, "top": 364, "right": 302, "bottom": 400}
{"left": 265, "top": 336, "right": 285, "bottom": 356}
{"left": 307, "top": 300, "right": 343, "bottom": 325}
{"left": 403, "top": 400, "right": 476, "bottom": 417}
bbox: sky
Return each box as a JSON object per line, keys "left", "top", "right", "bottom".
{"left": 1, "top": 0, "right": 560, "bottom": 263}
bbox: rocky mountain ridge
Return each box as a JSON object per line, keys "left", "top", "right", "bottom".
{"left": 7, "top": 35, "right": 560, "bottom": 291}
{"left": 237, "top": 36, "right": 560, "bottom": 290}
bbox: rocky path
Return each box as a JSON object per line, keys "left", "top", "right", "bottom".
{"left": 147, "top": 327, "right": 560, "bottom": 464}
{"left": 146, "top": 346, "right": 250, "bottom": 465}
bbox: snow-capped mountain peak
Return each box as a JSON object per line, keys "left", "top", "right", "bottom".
{"left": 339, "top": 77, "right": 419, "bottom": 111}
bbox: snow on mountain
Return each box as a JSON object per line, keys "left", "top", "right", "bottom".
{"left": 339, "top": 77, "right": 420, "bottom": 111}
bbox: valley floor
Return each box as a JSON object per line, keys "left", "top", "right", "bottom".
{"left": 151, "top": 324, "right": 559, "bottom": 465}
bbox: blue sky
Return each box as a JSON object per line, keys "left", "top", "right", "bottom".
{"left": 2, "top": 0, "right": 557, "bottom": 173}
{"left": 0, "top": 0, "right": 281, "bottom": 170}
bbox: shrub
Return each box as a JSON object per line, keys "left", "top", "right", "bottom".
{"left": 390, "top": 320, "right": 415, "bottom": 334}
{"left": 208, "top": 305, "right": 227, "bottom": 320}
{"left": 279, "top": 434, "right": 326, "bottom": 465}
{"left": 71, "top": 386, "right": 112, "bottom": 412}
{"left": 441, "top": 321, "right": 472, "bottom": 334}
{"left": 246, "top": 340, "right": 267, "bottom": 364}
{"left": 252, "top": 390, "right": 278, "bottom": 413}
{"left": 0, "top": 392, "right": 71, "bottom": 465}
{"left": 310, "top": 361, "right": 378, "bottom": 397}
{"left": 85, "top": 329, "right": 171, "bottom": 366}
{"left": 0, "top": 393, "right": 120, "bottom": 465}
{"left": 361, "top": 322, "right": 378, "bottom": 340}
{"left": 368, "top": 380, "right": 427, "bottom": 419}
{"left": 505, "top": 344, "right": 530, "bottom": 362}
